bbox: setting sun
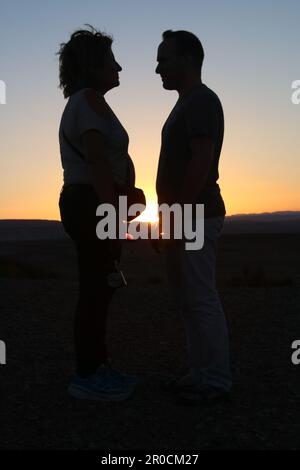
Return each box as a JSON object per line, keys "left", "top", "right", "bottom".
{"left": 133, "top": 201, "right": 159, "bottom": 224}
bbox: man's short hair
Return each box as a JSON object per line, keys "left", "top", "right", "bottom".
{"left": 162, "top": 30, "right": 204, "bottom": 70}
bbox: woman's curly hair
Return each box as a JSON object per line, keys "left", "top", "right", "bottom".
{"left": 57, "top": 25, "right": 113, "bottom": 98}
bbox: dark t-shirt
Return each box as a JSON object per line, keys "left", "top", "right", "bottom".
{"left": 156, "top": 84, "right": 226, "bottom": 218}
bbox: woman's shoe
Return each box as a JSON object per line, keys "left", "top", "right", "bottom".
{"left": 68, "top": 366, "right": 137, "bottom": 401}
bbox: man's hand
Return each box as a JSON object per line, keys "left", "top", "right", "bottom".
{"left": 150, "top": 212, "right": 163, "bottom": 253}
{"left": 150, "top": 238, "right": 163, "bottom": 254}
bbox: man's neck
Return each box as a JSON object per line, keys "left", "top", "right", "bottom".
{"left": 178, "top": 76, "right": 203, "bottom": 98}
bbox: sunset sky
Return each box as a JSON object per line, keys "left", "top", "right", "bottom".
{"left": 1, "top": 0, "right": 299, "bottom": 220}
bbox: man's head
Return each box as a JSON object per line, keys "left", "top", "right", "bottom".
{"left": 156, "top": 30, "right": 204, "bottom": 91}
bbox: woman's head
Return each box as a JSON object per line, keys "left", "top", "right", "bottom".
{"left": 58, "top": 25, "right": 122, "bottom": 97}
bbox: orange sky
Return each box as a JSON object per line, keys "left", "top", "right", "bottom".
{"left": 1, "top": 1, "right": 300, "bottom": 221}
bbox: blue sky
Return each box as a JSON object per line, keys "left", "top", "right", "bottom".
{"left": 1, "top": 0, "right": 299, "bottom": 218}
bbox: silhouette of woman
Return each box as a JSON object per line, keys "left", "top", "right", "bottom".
{"left": 58, "top": 26, "right": 137, "bottom": 400}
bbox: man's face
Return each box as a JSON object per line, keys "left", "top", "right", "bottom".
{"left": 155, "top": 38, "right": 185, "bottom": 90}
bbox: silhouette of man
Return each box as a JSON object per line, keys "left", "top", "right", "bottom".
{"left": 155, "top": 30, "right": 232, "bottom": 403}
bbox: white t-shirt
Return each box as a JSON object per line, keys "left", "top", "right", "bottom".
{"left": 59, "top": 88, "right": 135, "bottom": 187}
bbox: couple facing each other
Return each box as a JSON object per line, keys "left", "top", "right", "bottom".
{"left": 58, "top": 27, "right": 232, "bottom": 404}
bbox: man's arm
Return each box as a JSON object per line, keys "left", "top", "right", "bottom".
{"left": 152, "top": 137, "right": 214, "bottom": 252}
{"left": 179, "top": 136, "right": 214, "bottom": 204}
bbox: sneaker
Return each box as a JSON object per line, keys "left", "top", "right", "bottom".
{"left": 68, "top": 365, "right": 137, "bottom": 401}
{"left": 101, "top": 365, "right": 138, "bottom": 387}
{"left": 103, "top": 359, "right": 138, "bottom": 386}
{"left": 176, "top": 386, "right": 231, "bottom": 405}
{"left": 161, "top": 374, "right": 202, "bottom": 395}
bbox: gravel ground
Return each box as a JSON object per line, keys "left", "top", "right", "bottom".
{"left": 0, "top": 238, "right": 299, "bottom": 450}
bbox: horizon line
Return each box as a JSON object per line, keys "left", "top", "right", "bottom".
{"left": 1, "top": 209, "right": 300, "bottom": 223}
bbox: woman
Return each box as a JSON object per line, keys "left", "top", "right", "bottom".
{"left": 58, "top": 27, "right": 137, "bottom": 400}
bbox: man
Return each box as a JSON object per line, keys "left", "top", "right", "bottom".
{"left": 155, "top": 30, "right": 232, "bottom": 404}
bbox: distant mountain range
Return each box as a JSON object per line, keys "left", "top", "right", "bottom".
{"left": 222, "top": 211, "right": 300, "bottom": 234}
{"left": 0, "top": 211, "right": 299, "bottom": 241}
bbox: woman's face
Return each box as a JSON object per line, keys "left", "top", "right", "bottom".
{"left": 96, "top": 47, "right": 122, "bottom": 94}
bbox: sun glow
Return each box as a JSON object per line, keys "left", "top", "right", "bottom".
{"left": 133, "top": 201, "right": 159, "bottom": 223}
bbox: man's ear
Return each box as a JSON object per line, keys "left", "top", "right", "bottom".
{"left": 179, "top": 54, "right": 193, "bottom": 66}
{"left": 186, "top": 55, "right": 194, "bottom": 66}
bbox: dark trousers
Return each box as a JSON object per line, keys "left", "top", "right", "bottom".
{"left": 59, "top": 184, "right": 118, "bottom": 377}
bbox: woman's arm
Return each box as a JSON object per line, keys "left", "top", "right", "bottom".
{"left": 83, "top": 129, "right": 121, "bottom": 259}
{"left": 82, "top": 129, "right": 117, "bottom": 206}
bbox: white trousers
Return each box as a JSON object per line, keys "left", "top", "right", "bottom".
{"left": 165, "top": 216, "right": 232, "bottom": 392}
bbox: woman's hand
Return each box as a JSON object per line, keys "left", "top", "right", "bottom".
{"left": 109, "top": 239, "right": 122, "bottom": 262}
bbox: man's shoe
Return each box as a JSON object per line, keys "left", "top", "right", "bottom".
{"left": 68, "top": 365, "right": 137, "bottom": 401}
{"left": 161, "top": 374, "right": 202, "bottom": 395}
{"left": 176, "top": 386, "right": 231, "bottom": 405}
